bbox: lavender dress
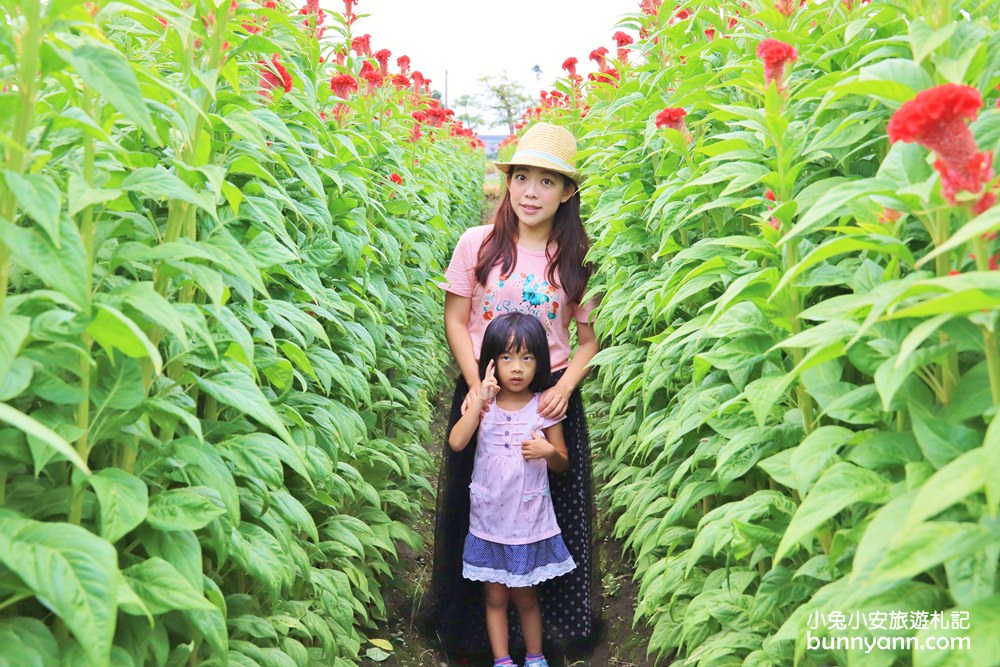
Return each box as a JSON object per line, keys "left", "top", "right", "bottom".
{"left": 462, "top": 394, "right": 576, "bottom": 587}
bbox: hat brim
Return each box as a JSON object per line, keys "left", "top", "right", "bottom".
{"left": 493, "top": 157, "right": 583, "bottom": 185}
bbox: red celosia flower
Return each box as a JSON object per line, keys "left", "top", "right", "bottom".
{"left": 352, "top": 34, "right": 371, "bottom": 56}
{"left": 409, "top": 121, "right": 422, "bottom": 142}
{"left": 756, "top": 39, "right": 798, "bottom": 91}
{"left": 375, "top": 48, "right": 391, "bottom": 75}
{"left": 705, "top": 28, "right": 715, "bottom": 41}
{"left": 263, "top": 0, "right": 277, "bottom": 7}
{"left": 655, "top": 107, "right": 687, "bottom": 131}
{"left": 640, "top": 0, "right": 663, "bottom": 16}
{"left": 397, "top": 55, "right": 411, "bottom": 74}
{"left": 974, "top": 192, "right": 997, "bottom": 215}
{"left": 329, "top": 73, "right": 358, "bottom": 98}
{"left": 728, "top": 16, "right": 738, "bottom": 30}
{"left": 259, "top": 55, "right": 292, "bottom": 94}
{"left": 362, "top": 69, "right": 383, "bottom": 92}
{"left": 769, "top": 217, "right": 781, "bottom": 230}
{"left": 562, "top": 57, "right": 578, "bottom": 77}
{"left": 613, "top": 31, "right": 633, "bottom": 63}
{"left": 391, "top": 73, "right": 410, "bottom": 89}
{"left": 671, "top": 7, "right": 692, "bottom": 23}
{"left": 877, "top": 207, "right": 902, "bottom": 224}
{"left": 589, "top": 47, "right": 609, "bottom": 72}
{"left": 775, "top": 0, "right": 796, "bottom": 15}
{"left": 764, "top": 189, "right": 777, "bottom": 201}
{"left": 887, "top": 84, "right": 995, "bottom": 208}
{"left": 156, "top": 15, "right": 168, "bottom": 27}
{"left": 390, "top": 173, "right": 403, "bottom": 185}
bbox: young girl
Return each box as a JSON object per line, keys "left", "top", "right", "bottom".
{"left": 422, "top": 122, "right": 601, "bottom": 662}
{"left": 449, "top": 313, "right": 575, "bottom": 667}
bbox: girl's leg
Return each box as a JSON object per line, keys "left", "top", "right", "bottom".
{"left": 484, "top": 582, "right": 511, "bottom": 659}
{"left": 510, "top": 586, "right": 543, "bottom": 656}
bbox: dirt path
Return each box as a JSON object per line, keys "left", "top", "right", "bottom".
{"left": 362, "top": 190, "right": 660, "bottom": 667}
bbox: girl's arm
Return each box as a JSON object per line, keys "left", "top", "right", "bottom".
{"left": 448, "top": 360, "right": 499, "bottom": 451}
{"left": 444, "top": 292, "right": 482, "bottom": 399}
{"left": 538, "top": 320, "right": 599, "bottom": 419}
{"left": 521, "top": 423, "right": 569, "bottom": 473}
{"left": 448, "top": 394, "right": 484, "bottom": 451}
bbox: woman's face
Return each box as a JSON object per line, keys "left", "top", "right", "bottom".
{"left": 496, "top": 342, "right": 537, "bottom": 392}
{"left": 507, "top": 165, "right": 575, "bottom": 230}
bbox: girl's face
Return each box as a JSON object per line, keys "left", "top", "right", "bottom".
{"left": 507, "top": 165, "right": 576, "bottom": 231}
{"left": 496, "top": 342, "right": 537, "bottom": 392}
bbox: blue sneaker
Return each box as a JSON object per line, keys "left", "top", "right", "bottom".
{"left": 525, "top": 659, "right": 548, "bottom": 667}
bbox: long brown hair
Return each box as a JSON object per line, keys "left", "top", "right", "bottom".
{"left": 473, "top": 177, "right": 592, "bottom": 304}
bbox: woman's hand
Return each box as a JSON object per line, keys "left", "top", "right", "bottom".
{"left": 460, "top": 383, "right": 480, "bottom": 415}
{"left": 537, "top": 382, "right": 571, "bottom": 419}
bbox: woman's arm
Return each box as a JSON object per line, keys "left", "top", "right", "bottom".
{"left": 537, "top": 320, "right": 599, "bottom": 419}
{"left": 444, "top": 291, "right": 481, "bottom": 394}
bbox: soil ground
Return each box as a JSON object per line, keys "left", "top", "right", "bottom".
{"left": 359, "top": 186, "right": 660, "bottom": 667}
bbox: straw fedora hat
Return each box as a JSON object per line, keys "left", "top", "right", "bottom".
{"left": 494, "top": 122, "right": 583, "bottom": 184}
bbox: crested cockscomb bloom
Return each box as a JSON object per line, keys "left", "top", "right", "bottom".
{"left": 887, "top": 84, "right": 995, "bottom": 209}
{"left": 764, "top": 189, "right": 777, "bottom": 201}
{"left": 362, "top": 69, "right": 383, "bottom": 92}
{"left": 390, "top": 173, "right": 403, "bottom": 185}
{"left": 259, "top": 55, "right": 292, "bottom": 94}
{"left": 562, "top": 57, "right": 578, "bottom": 77}
{"left": 670, "top": 7, "right": 692, "bottom": 23}
{"left": 705, "top": 28, "right": 715, "bottom": 41}
{"left": 589, "top": 47, "right": 609, "bottom": 72}
{"left": 877, "top": 207, "right": 902, "bottom": 224}
{"left": 391, "top": 73, "right": 410, "bottom": 89}
{"left": 352, "top": 33, "right": 371, "bottom": 56}
{"left": 640, "top": 0, "right": 663, "bottom": 15}
{"left": 375, "top": 48, "right": 391, "bottom": 75}
{"left": 397, "top": 55, "right": 411, "bottom": 74}
{"left": 329, "top": 73, "right": 358, "bottom": 98}
{"left": 775, "top": 0, "right": 796, "bottom": 15}
{"left": 613, "top": 31, "right": 633, "bottom": 63}
{"left": 343, "top": 0, "right": 357, "bottom": 22}
{"left": 756, "top": 39, "right": 798, "bottom": 91}
{"left": 655, "top": 107, "right": 687, "bottom": 131}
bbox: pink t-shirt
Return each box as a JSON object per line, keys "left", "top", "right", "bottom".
{"left": 439, "top": 225, "right": 595, "bottom": 372}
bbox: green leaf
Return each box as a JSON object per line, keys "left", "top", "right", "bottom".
{"left": 0, "top": 314, "right": 30, "bottom": 381}
{"left": 781, "top": 178, "right": 892, "bottom": 244}
{"left": 123, "top": 557, "right": 215, "bottom": 615}
{"left": 0, "top": 217, "right": 89, "bottom": 308}
{"left": 0, "top": 403, "right": 90, "bottom": 474}
{"left": 192, "top": 371, "right": 294, "bottom": 446}
{"left": 119, "top": 282, "right": 189, "bottom": 348}
{"left": 3, "top": 172, "right": 62, "bottom": 244}
{"left": 0, "top": 511, "right": 117, "bottom": 666}
{"left": 910, "top": 402, "right": 980, "bottom": 469}
{"left": 909, "top": 19, "right": 957, "bottom": 64}
{"left": 146, "top": 487, "right": 226, "bottom": 531}
{"left": 88, "top": 468, "right": 149, "bottom": 543}
{"left": 918, "top": 205, "right": 1000, "bottom": 267}
{"left": 775, "top": 463, "right": 892, "bottom": 562}
{"left": 58, "top": 43, "right": 159, "bottom": 143}
{"left": 0, "top": 618, "right": 59, "bottom": 667}
{"left": 870, "top": 521, "right": 998, "bottom": 585}
{"left": 87, "top": 305, "right": 163, "bottom": 375}
{"left": 914, "top": 594, "right": 1000, "bottom": 667}
{"left": 120, "top": 167, "right": 216, "bottom": 218}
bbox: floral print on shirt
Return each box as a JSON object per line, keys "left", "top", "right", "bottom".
{"left": 482, "top": 272, "right": 560, "bottom": 336}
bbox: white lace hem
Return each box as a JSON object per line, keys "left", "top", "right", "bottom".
{"left": 462, "top": 558, "right": 576, "bottom": 587}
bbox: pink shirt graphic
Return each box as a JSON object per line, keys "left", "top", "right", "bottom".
{"left": 439, "top": 225, "right": 595, "bottom": 372}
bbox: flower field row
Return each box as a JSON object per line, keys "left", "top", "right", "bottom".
{"left": 505, "top": 0, "right": 1000, "bottom": 664}
{"left": 0, "top": 0, "right": 483, "bottom": 664}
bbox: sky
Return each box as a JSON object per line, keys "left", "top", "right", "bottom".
{"left": 343, "top": 0, "right": 641, "bottom": 134}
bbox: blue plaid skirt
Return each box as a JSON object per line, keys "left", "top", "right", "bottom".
{"left": 463, "top": 533, "right": 576, "bottom": 588}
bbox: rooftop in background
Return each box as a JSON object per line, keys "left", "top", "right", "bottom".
{"left": 349, "top": 0, "right": 640, "bottom": 134}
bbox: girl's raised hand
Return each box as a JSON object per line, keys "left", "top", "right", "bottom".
{"left": 479, "top": 359, "right": 499, "bottom": 405}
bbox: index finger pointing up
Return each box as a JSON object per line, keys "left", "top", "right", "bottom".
{"left": 485, "top": 359, "right": 495, "bottom": 379}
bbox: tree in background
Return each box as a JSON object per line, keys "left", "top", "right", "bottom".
{"left": 475, "top": 73, "right": 532, "bottom": 134}
{"left": 453, "top": 93, "right": 486, "bottom": 131}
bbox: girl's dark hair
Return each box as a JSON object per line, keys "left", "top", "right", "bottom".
{"left": 474, "top": 174, "right": 592, "bottom": 304}
{"left": 478, "top": 312, "right": 552, "bottom": 393}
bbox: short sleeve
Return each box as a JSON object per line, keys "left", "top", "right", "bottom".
{"left": 437, "top": 227, "right": 481, "bottom": 297}
{"left": 534, "top": 413, "right": 566, "bottom": 432}
{"left": 574, "top": 294, "right": 598, "bottom": 325}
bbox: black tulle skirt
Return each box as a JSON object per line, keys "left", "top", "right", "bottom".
{"left": 417, "top": 369, "right": 601, "bottom": 658}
